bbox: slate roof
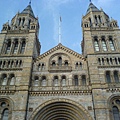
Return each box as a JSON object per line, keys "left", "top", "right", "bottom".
{"left": 86, "top": 2, "right": 100, "bottom": 14}
{"left": 21, "top": 5, "right": 35, "bottom": 17}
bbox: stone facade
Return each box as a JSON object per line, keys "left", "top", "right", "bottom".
{"left": 0, "top": 2, "right": 120, "bottom": 120}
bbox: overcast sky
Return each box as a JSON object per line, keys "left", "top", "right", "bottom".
{"left": 0, "top": 0, "right": 120, "bottom": 54}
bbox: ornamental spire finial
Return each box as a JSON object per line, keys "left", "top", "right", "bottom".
{"left": 29, "top": 0, "right": 31, "bottom": 5}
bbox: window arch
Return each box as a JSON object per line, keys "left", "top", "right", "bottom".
{"left": 61, "top": 76, "right": 66, "bottom": 86}
{"left": 98, "top": 15, "right": 102, "bottom": 23}
{"left": 89, "top": 17, "right": 92, "bottom": 26}
{"left": 38, "top": 64, "right": 41, "bottom": 71}
{"left": 106, "top": 71, "right": 111, "bottom": 83}
{"left": 107, "top": 58, "right": 110, "bottom": 65}
{"left": 0, "top": 99, "right": 12, "bottom": 120}
{"left": 94, "top": 37, "right": 99, "bottom": 51}
{"left": 41, "top": 76, "right": 46, "bottom": 86}
{"left": 19, "top": 60, "right": 22, "bottom": 67}
{"left": 75, "top": 62, "right": 78, "bottom": 69}
{"left": 28, "top": 19, "right": 31, "bottom": 28}
{"left": 22, "top": 18, "right": 25, "bottom": 26}
{"left": 6, "top": 41, "right": 11, "bottom": 54}
{"left": 41, "top": 63, "right": 45, "bottom": 70}
{"left": 9, "top": 74, "right": 15, "bottom": 85}
{"left": 13, "top": 40, "right": 18, "bottom": 54}
{"left": 64, "top": 61, "right": 68, "bottom": 66}
{"left": 18, "top": 18, "right": 21, "bottom": 26}
{"left": 80, "top": 62, "right": 82, "bottom": 70}
{"left": 115, "top": 58, "right": 118, "bottom": 65}
{"left": 58, "top": 56, "right": 62, "bottom": 66}
{"left": 109, "top": 37, "right": 115, "bottom": 51}
{"left": 110, "top": 58, "right": 113, "bottom": 65}
{"left": 102, "top": 58, "right": 105, "bottom": 65}
{"left": 20, "top": 40, "right": 26, "bottom": 54}
{"left": 53, "top": 76, "right": 58, "bottom": 86}
{"left": 114, "top": 71, "right": 119, "bottom": 83}
{"left": 34, "top": 76, "right": 39, "bottom": 86}
{"left": 52, "top": 61, "right": 56, "bottom": 66}
{"left": 98, "top": 58, "right": 101, "bottom": 65}
{"left": 102, "top": 37, "right": 107, "bottom": 51}
{"left": 2, "top": 74, "right": 7, "bottom": 85}
{"left": 112, "top": 106, "right": 120, "bottom": 120}
{"left": 95, "top": 15, "right": 98, "bottom": 24}
{"left": 8, "top": 61, "right": 10, "bottom": 68}
{"left": 73, "top": 75, "right": 78, "bottom": 86}
{"left": 81, "top": 75, "right": 86, "bottom": 85}
{"left": 2, "top": 108, "right": 9, "bottom": 120}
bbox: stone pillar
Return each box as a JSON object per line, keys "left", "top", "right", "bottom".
{"left": 10, "top": 39, "right": 15, "bottom": 54}
{"left": 98, "top": 37, "right": 102, "bottom": 51}
{"left": 20, "top": 19, "right": 23, "bottom": 26}
{"left": 105, "top": 37, "right": 109, "bottom": 51}
{"left": 111, "top": 71, "right": 114, "bottom": 82}
{"left": 2, "top": 40, "right": 7, "bottom": 54}
{"left": 17, "top": 39, "right": 22, "bottom": 54}
{"left": 90, "top": 11, "right": 95, "bottom": 27}
{"left": 114, "top": 38, "right": 118, "bottom": 51}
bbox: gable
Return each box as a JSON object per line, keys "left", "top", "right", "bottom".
{"left": 33, "top": 44, "right": 87, "bottom": 73}
{"left": 35, "top": 44, "right": 86, "bottom": 61}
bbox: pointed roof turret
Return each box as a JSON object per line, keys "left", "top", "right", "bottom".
{"left": 21, "top": 4, "right": 35, "bottom": 17}
{"left": 86, "top": 2, "right": 100, "bottom": 14}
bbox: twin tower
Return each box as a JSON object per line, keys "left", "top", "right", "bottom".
{"left": 0, "top": 2, "right": 120, "bottom": 120}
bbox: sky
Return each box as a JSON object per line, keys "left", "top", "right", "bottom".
{"left": 0, "top": 0, "right": 120, "bottom": 54}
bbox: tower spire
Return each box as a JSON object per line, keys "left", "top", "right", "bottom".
{"left": 89, "top": 0, "right": 92, "bottom": 3}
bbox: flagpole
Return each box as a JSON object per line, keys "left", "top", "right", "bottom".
{"left": 59, "top": 16, "right": 62, "bottom": 44}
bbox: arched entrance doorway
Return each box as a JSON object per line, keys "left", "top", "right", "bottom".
{"left": 31, "top": 99, "right": 93, "bottom": 120}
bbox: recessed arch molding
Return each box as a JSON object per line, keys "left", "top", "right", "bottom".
{"left": 30, "top": 98, "right": 93, "bottom": 120}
